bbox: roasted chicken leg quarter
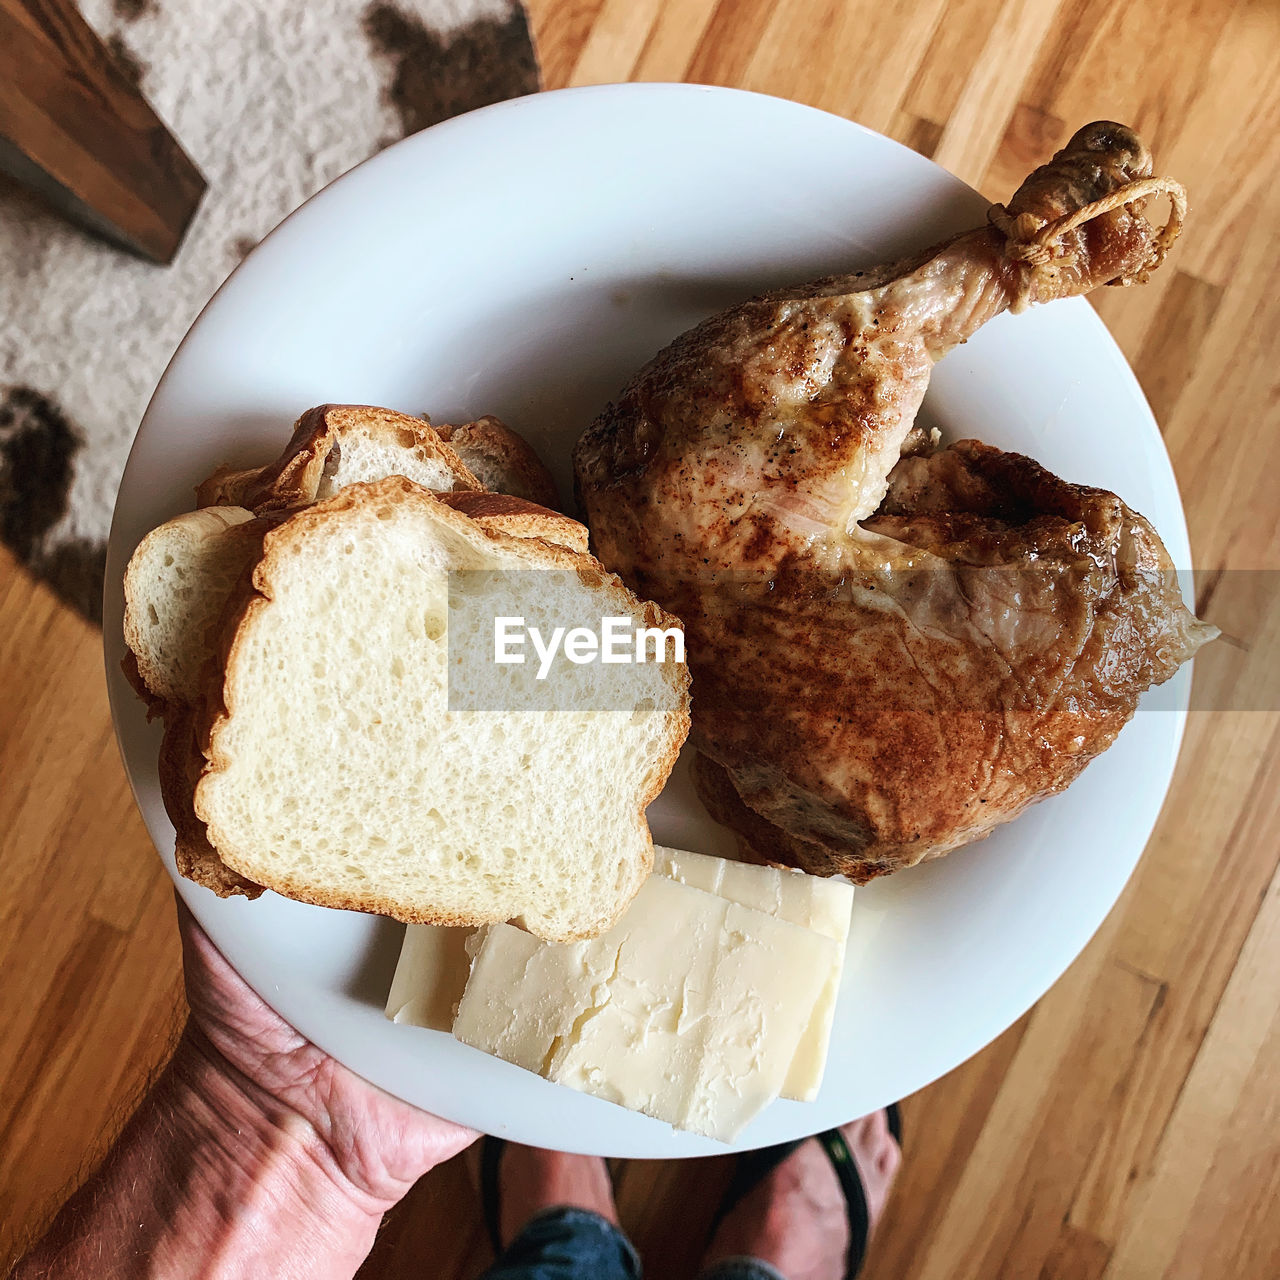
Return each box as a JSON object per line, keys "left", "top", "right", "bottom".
{"left": 575, "top": 122, "right": 1215, "bottom": 883}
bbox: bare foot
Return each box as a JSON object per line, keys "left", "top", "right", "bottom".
{"left": 703, "top": 1111, "right": 902, "bottom": 1280}
{"left": 489, "top": 1144, "right": 619, "bottom": 1248}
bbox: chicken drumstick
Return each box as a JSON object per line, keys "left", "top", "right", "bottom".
{"left": 575, "top": 122, "right": 1213, "bottom": 882}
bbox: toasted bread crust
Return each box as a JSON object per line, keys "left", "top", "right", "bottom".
{"left": 121, "top": 651, "right": 165, "bottom": 720}
{"left": 158, "top": 705, "right": 264, "bottom": 898}
{"left": 435, "top": 415, "right": 560, "bottom": 509}
{"left": 433, "top": 490, "right": 590, "bottom": 554}
{"left": 193, "top": 476, "right": 690, "bottom": 939}
{"left": 196, "top": 405, "right": 482, "bottom": 510}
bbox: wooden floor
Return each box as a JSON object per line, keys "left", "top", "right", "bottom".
{"left": 3, "top": 0, "right": 1279, "bottom": 1276}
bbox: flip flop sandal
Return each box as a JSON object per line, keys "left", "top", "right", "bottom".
{"left": 708, "top": 1104, "right": 903, "bottom": 1280}
{"left": 479, "top": 1137, "right": 624, "bottom": 1256}
{"left": 479, "top": 1136, "right": 510, "bottom": 1255}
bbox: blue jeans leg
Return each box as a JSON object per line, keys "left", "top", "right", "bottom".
{"left": 478, "top": 1207, "right": 643, "bottom": 1280}
{"left": 697, "top": 1260, "right": 787, "bottom": 1280}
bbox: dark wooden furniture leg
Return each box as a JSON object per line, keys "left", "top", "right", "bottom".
{"left": 0, "top": 0, "right": 206, "bottom": 264}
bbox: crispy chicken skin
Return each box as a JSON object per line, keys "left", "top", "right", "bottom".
{"left": 575, "top": 123, "right": 1214, "bottom": 882}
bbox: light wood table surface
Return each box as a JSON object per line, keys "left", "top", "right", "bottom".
{"left": 2, "top": 1, "right": 1278, "bottom": 1277}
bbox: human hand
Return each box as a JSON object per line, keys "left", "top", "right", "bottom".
{"left": 175, "top": 895, "right": 476, "bottom": 1210}
{"left": 11, "top": 899, "right": 477, "bottom": 1280}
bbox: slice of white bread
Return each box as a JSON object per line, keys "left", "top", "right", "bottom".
{"left": 191, "top": 477, "right": 690, "bottom": 939}
{"left": 120, "top": 510, "right": 280, "bottom": 898}
{"left": 196, "top": 404, "right": 483, "bottom": 511}
{"left": 434, "top": 416, "right": 560, "bottom": 509}
{"left": 124, "top": 506, "right": 271, "bottom": 706}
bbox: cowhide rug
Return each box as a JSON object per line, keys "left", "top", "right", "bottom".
{"left": 0, "top": 0, "right": 539, "bottom": 623}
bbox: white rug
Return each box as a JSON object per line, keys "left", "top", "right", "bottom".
{"left": 0, "top": 0, "right": 538, "bottom": 620}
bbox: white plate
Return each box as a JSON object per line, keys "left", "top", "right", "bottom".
{"left": 104, "top": 84, "right": 1194, "bottom": 1157}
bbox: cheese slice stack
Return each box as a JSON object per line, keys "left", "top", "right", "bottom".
{"left": 386, "top": 846, "right": 854, "bottom": 1140}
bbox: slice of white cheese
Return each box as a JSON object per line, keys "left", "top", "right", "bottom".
{"left": 653, "top": 846, "right": 853, "bottom": 1102}
{"left": 451, "top": 874, "right": 838, "bottom": 1141}
{"left": 385, "top": 924, "right": 474, "bottom": 1031}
